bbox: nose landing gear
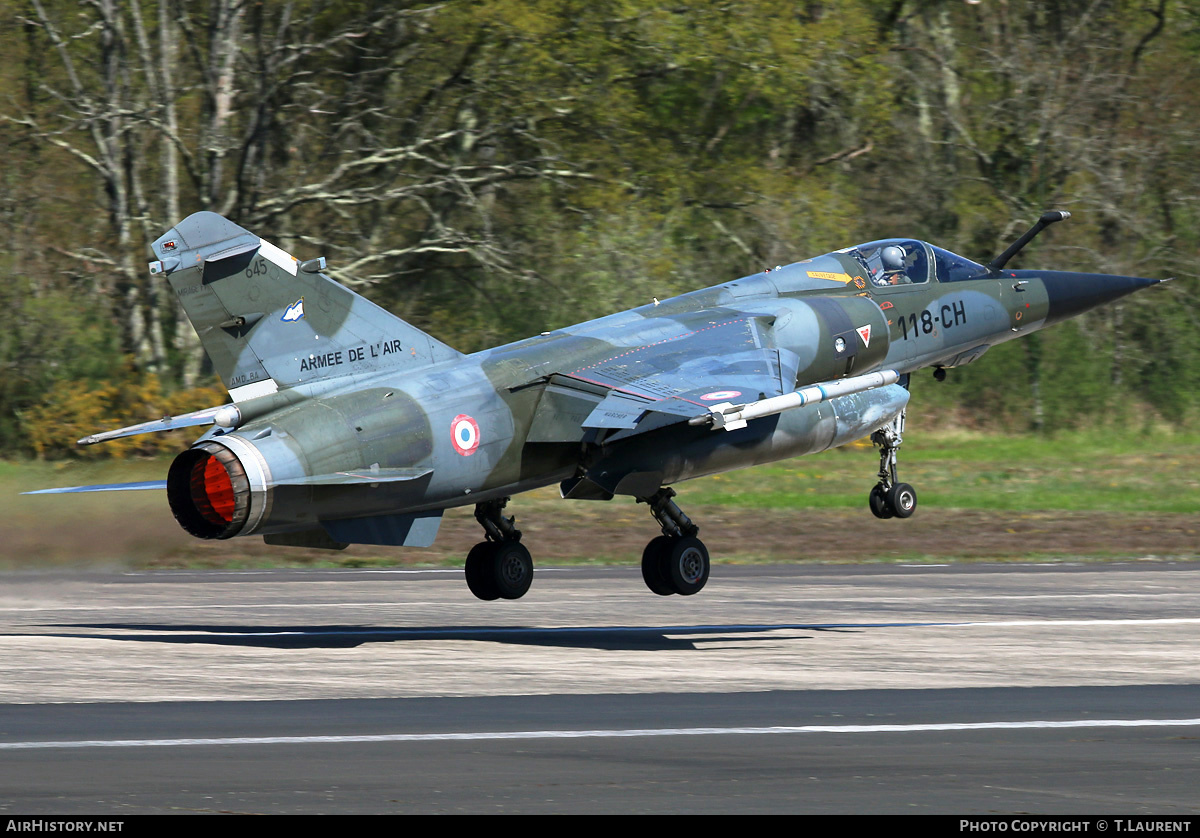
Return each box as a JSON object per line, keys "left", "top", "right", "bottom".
{"left": 868, "top": 409, "right": 917, "bottom": 520}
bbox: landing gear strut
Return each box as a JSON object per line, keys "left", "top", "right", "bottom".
{"left": 465, "top": 498, "right": 533, "bottom": 600}
{"left": 638, "top": 488, "right": 710, "bottom": 596}
{"left": 868, "top": 408, "right": 917, "bottom": 520}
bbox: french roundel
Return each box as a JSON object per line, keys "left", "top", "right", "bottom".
{"left": 451, "top": 414, "right": 481, "bottom": 456}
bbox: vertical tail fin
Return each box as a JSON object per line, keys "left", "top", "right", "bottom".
{"left": 150, "top": 212, "right": 461, "bottom": 400}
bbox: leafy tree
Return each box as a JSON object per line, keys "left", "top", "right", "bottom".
{"left": 1, "top": 0, "right": 1198, "bottom": 457}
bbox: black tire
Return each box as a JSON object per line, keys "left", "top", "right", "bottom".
{"left": 665, "top": 536, "right": 710, "bottom": 596}
{"left": 492, "top": 540, "right": 534, "bottom": 600}
{"left": 465, "top": 541, "right": 500, "bottom": 601}
{"left": 641, "top": 536, "right": 676, "bottom": 596}
{"left": 888, "top": 482, "right": 917, "bottom": 518}
{"left": 869, "top": 484, "right": 894, "bottom": 519}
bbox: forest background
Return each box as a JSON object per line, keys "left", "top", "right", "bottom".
{"left": 2, "top": 0, "right": 1198, "bottom": 460}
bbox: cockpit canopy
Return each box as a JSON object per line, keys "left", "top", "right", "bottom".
{"left": 841, "top": 240, "right": 988, "bottom": 286}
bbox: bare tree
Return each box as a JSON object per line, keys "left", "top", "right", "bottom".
{"left": 6, "top": 0, "right": 601, "bottom": 378}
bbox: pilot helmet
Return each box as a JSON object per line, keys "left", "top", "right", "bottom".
{"left": 881, "top": 245, "right": 907, "bottom": 272}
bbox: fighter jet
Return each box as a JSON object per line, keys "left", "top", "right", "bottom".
{"left": 31, "top": 210, "right": 1163, "bottom": 599}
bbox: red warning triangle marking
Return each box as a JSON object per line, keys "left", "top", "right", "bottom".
{"left": 857, "top": 324, "right": 871, "bottom": 347}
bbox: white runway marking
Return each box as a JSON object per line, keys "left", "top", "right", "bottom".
{"left": 954, "top": 618, "right": 1200, "bottom": 627}
{"left": 3, "top": 718, "right": 1199, "bottom": 750}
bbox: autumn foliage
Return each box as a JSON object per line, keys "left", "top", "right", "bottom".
{"left": 23, "top": 374, "right": 227, "bottom": 460}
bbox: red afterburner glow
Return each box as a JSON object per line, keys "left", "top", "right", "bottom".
{"left": 191, "top": 455, "right": 235, "bottom": 524}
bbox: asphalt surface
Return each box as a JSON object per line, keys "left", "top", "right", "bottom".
{"left": 1, "top": 562, "right": 1198, "bottom": 814}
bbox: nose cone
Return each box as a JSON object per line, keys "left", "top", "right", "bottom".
{"left": 1027, "top": 270, "right": 1161, "bottom": 325}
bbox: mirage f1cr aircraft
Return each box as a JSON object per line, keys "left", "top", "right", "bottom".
{"left": 32, "top": 210, "right": 1163, "bottom": 600}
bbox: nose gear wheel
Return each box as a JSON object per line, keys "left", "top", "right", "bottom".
{"left": 868, "top": 407, "right": 918, "bottom": 520}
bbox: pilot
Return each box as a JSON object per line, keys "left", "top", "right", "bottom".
{"left": 879, "top": 245, "right": 909, "bottom": 284}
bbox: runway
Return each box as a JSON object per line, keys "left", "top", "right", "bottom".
{"left": 1, "top": 562, "right": 1198, "bottom": 813}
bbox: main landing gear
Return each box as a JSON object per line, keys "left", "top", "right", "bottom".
{"left": 465, "top": 498, "right": 533, "bottom": 601}
{"left": 637, "top": 488, "right": 710, "bottom": 596}
{"left": 868, "top": 408, "right": 917, "bottom": 520}
{"left": 465, "top": 489, "right": 711, "bottom": 600}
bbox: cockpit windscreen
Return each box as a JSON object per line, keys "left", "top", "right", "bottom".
{"left": 929, "top": 246, "right": 988, "bottom": 283}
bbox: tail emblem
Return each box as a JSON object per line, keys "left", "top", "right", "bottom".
{"left": 281, "top": 298, "right": 305, "bottom": 322}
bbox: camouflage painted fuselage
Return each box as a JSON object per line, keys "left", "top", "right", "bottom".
{"left": 146, "top": 213, "right": 1156, "bottom": 547}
